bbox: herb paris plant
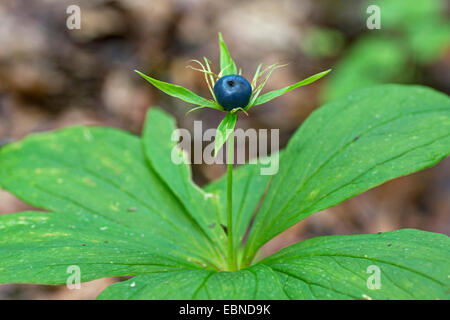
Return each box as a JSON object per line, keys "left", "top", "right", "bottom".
{"left": 0, "top": 34, "right": 449, "bottom": 299}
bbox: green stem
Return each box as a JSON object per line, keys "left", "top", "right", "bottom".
{"left": 226, "top": 128, "right": 236, "bottom": 271}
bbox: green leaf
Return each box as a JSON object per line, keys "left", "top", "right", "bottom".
{"left": 142, "top": 109, "right": 227, "bottom": 264}
{"left": 0, "top": 211, "right": 192, "bottom": 284}
{"left": 98, "top": 264, "right": 288, "bottom": 300}
{"left": 218, "top": 33, "right": 238, "bottom": 76}
{"left": 245, "top": 85, "right": 450, "bottom": 260}
{"left": 261, "top": 229, "right": 450, "bottom": 300}
{"left": 252, "top": 69, "right": 332, "bottom": 107}
{"left": 0, "top": 125, "right": 222, "bottom": 279}
{"left": 214, "top": 113, "right": 237, "bottom": 157}
{"left": 98, "top": 229, "right": 450, "bottom": 299}
{"left": 135, "top": 70, "right": 221, "bottom": 110}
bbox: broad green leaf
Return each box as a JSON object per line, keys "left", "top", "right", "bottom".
{"left": 262, "top": 229, "right": 450, "bottom": 300}
{"left": 204, "top": 156, "right": 275, "bottom": 256}
{"left": 213, "top": 113, "right": 237, "bottom": 157}
{"left": 218, "top": 33, "right": 238, "bottom": 76}
{"left": 0, "top": 126, "right": 221, "bottom": 272}
{"left": 245, "top": 85, "right": 450, "bottom": 260}
{"left": 0, "top": 211, "right": 194, "bottom": 284}
{"left": 252, "top": 69, "right": 332, "bottom": 107}
{"left": 98, "top": 229, "right": 450, "bottom": 299}
{"left": 97, "top": 264, "right": 288, "bottom": 300}
{"left": 142, "top": 109, "right": 227, "bottom": 263}
{"left": 135, "top": 70, "right": 221, "bottom": 110}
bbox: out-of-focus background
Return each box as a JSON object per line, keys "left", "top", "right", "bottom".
{"left": 0, "top": 0, "right": 449, "bottom": 299}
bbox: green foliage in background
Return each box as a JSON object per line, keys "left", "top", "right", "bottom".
{"left": 301, "top": 27, "right": 345, "bottom": 59}
{"left": 322, "top": 0, "right": 450, "bottom": 101}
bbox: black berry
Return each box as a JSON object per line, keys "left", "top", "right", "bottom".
{"left": 214, "top": 75, "right": 252, "bottom": 111}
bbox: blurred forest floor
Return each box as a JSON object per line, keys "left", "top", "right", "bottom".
{"left": 0, "top": 0, "right": 449, "bottom": 299}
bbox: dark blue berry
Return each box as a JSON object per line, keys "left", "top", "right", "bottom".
{"left": 213, "top": 75, "right": 252, "bottom": 111}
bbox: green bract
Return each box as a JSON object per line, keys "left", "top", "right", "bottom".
{"left": 0, "top": 84, "right": 449, "bottom": 299}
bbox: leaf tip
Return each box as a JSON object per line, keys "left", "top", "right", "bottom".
{"left": 134, "top": 70, "right": 146, "bottom": 78}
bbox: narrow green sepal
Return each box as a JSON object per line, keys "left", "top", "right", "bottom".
{"left": 135, "top": 70, "right": 221, "bottom": 110}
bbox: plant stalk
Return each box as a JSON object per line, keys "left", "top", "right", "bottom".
{"left": 226, "top": 128, "right": 236, "bottom": 271}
